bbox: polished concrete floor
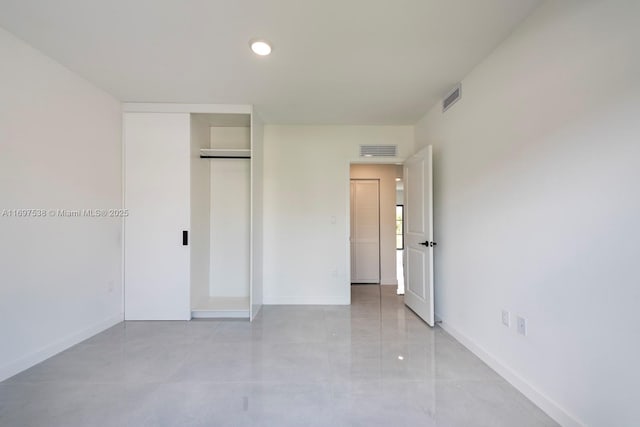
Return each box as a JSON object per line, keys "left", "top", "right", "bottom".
{"left": 0, "top": 285, "right": 557, "bottom": 426}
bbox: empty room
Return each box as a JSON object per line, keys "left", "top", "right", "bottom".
{"left": 0, "top": 1, "right": 638, "bottom": 426}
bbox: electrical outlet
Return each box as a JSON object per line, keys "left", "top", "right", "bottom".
{"left": 332, "top": 269, "right": 338, "bottom": 278}
{"left": 517, "top": 316, "right": 527, "bottom": 336}
{"left": 107, "top": 280, "right": 115, "bottom": 293}
{"left": 501, "top": 310, "right": 510, "bottom": 327}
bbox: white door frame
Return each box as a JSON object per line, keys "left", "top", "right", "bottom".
{"left": 346, "top": 160, "right": 406, "bottom": 302}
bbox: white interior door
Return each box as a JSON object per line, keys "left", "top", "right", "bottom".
{"left": 404, "top": 146, "right": 435, "bottom": 326}
{"left": 124, "top": 113, "right": 191, "bottom": 320}
{"left": 350, "top": 179, "right": 380, "bottom": 283}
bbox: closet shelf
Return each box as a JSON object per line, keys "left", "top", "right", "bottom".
{"left": 200, "top": 148, "right": 251, "bottom": 159}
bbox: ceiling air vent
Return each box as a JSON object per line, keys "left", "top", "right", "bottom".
{"left": 359, "top": 145, "right": 398, "bottom": 158}
{"left": 443, "top": 83, "right": 462, "bottom": 112}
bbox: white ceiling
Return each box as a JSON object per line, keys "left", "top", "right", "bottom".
{"left": 0, "top": 0, "right": 541, "bottom": 124}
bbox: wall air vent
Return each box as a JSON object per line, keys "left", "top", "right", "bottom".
{"left": 359, "top": 145, "right": 398, "bottom": 158}
{"left": 443, "top": 83, "right": 462, "bottom": 112}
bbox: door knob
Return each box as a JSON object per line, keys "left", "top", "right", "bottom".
{"left": 419, "top": 241, "right": 429, "bottom": 246}
{"left": 430, "top": 242, "right": 437, "bottom": 247}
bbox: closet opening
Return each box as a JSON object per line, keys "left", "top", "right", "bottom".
{"left": 190, "top": 113, "right": 252, "bottom": 319}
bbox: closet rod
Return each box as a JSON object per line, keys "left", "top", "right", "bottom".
{"left": 200, "top": 155, "right": 251, "bottom": 159}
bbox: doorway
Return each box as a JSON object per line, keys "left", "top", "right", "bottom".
{"left": 349, "top": 164, "right": 404, "bottom": 290}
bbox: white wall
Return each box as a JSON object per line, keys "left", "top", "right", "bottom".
{"left": 190, "top": 115, "right": 210, "bottom": 306}
{"left": 263, "top": 126, "right": 413, "bottom": 304}
{"left": 211, "top": 127, "right": 250, "bottom": 149}
{"left": 350, "top": 164, "right": 398, "bottom": 285}
{"left": 209, "top": 125, "right": 251, "bottom": 298}
{"left": 209, "top": 159, "right": 251, "bottom": 297}
{"left": 415, "top": 1, "right": 640, "bottom": 425}
{"left": 0, "top": 28, "right": 122, "bottom": 380}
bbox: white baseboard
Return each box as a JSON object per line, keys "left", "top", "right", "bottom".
{"left": 380, "top": 280, "right": 398, "bottom": 286}
{"left": 0, "top": 313, "right": 123, "bottom": 382}
{"left": 437, "top": 317, "right": 584, "bottom": 427}
{"left": 263, "top": 295, "right": 349, "bottom": 305}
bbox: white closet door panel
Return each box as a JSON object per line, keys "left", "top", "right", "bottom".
{"left": 124, "top": 113, "right": 191, "bottom": 320}
{"left": 351, "top": 179, "right": 380, "bottom": 283}
{"left": 210, "top": 159, "right": 250, "bottom": 297}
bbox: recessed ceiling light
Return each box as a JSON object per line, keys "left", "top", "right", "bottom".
{"left": 250, "top": 40, "right": 272, "bottom": 56}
